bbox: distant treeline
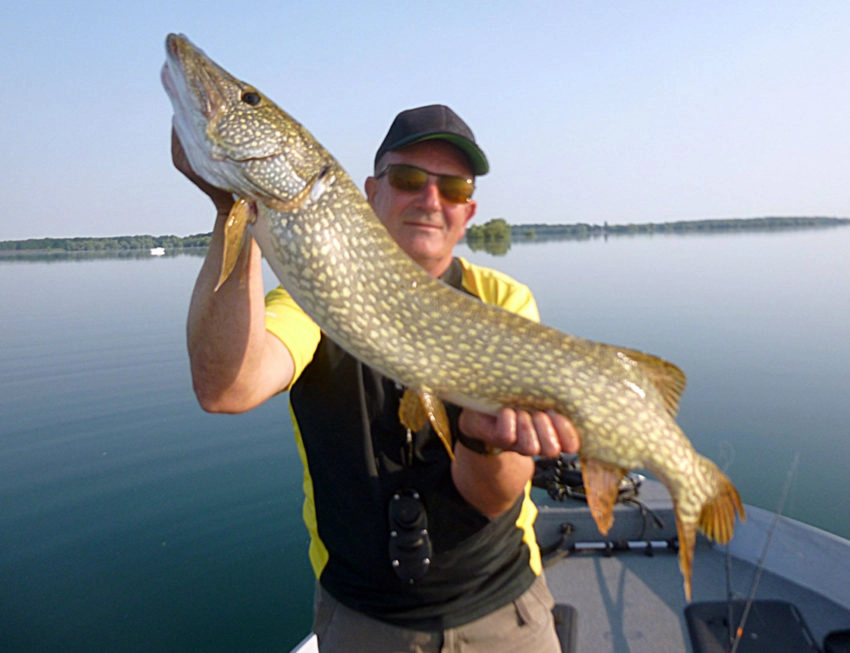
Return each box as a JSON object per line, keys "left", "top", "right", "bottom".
{"left": 508, "top": 216, "right": 850, "bottom": 241}
{"left": 2, "top": 217, "right": 848, "bottom": 256}
{"left": 0, "top": 233, "right": 212, "bottom": 254}
{"left": 465, "top": 216, "right": 850, "bottom": 254}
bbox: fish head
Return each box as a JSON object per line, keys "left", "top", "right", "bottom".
{"left": 161, "top": 33, "right": 330, "bottom": 207}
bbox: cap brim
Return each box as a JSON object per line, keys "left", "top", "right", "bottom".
{"left": 378, "top": 132, "right": 489, "bottom": 176}
{"left": 412, "top": 134, "right": 489, "bottom": 176}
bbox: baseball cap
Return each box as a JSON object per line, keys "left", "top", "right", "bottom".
{"left": 374, "top": 104, "right": 489, "bottom": 176}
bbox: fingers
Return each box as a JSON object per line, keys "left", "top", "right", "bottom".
{"left": 509, "top": 408, "right": 581, "bottom": 457}
{"left": 458, "top": 408, "right": 581, "bottom": 458}
{"left": 171, "top": 127, "right": 184, "bottom": 166}
{"left": 531, "top": 411, "right": 560, "bottom": 458}
{"left": 171, "top": 128, "right": 235, "bottom": 212}
{"left": 547, "top": 411, "right": 581, "bottom": 454}
{"left": 171, "top": 128, "right": 196, "bottom": 179}
{"left": 511, "top": 409, "right": 539, "bottom": 456}
{"left": 171, "top": 127, "right": 202, "bottom": 182}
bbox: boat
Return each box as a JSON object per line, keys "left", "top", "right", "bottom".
{"left": 290, "top": 456, "right": 850, "bottom": 652}
{"left": 150, "top": 247, "right": 165, "bottom": 256}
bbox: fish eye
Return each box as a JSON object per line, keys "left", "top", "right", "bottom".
{"left": 241, "top": 90, "right": 262, "bottom": 106}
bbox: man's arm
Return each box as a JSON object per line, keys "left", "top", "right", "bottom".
{"left": 174, "top": 131, "right": 294, "bottom": 413}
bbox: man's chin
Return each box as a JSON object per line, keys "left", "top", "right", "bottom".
{"left": 400, "top": 224, "right": 443, "bottom": 244}
{"left": 398, "top": 234, "right": 443, "bottom": 262}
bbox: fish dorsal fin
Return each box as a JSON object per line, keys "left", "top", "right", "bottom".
{"left": 615, "top": 347, "right": 687, "bottom": 418}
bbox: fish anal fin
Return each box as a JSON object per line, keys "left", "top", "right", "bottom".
{"left": 617, "top": 347, "right": 687, "bottom": 418}
{"left": 673, "top": 508, "right": 698, "bottom": 603}
{"left": 398, "top": 388, "right": 454, "bottom": 461}
{"left": 214, "top": 197, "right": 254, "bottom": 292}
{"left": 698, "top": 472, "right": 746, "bottom": 545}
{"left": 581, "top": 458, "right": 627, "bottom": 536}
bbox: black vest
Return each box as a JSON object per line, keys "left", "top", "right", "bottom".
{"left": 289, "top": 259, "right": 535, "bottom": 629}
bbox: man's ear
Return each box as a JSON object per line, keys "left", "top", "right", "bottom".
{"left": 462, "top": 200, "right": 478, "bottom": 228}
{"left": 364, "top": 176, "right": 377, "bottom": 204}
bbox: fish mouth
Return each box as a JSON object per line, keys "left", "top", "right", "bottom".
{"left": 163, "top": 33, "right": 286, "bottom": 168}
{"left": 163, "top": 33, "right": 227, "bottom": 123}
{"left": 161, "top": 33, "right": 297, "bottom": 197}
{"left": 160, "top": 61, "right": 175, "bottom": 97}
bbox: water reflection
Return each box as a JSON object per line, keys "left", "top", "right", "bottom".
{"left": 0, "top": 248, "right": 208, "bottom": 263}
{"left": 1, "top": 225, "right": 848, "bottom": 651}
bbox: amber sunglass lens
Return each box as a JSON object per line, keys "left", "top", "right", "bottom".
{"left": 387, "top": 165, "right": 428, "bottom": 192}
{"left": 437, "top": 178, "right": 473, "bottom": 204}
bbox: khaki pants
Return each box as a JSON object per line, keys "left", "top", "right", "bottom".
{"left": 312, "top": 575, "right": 561, "bottom": 653}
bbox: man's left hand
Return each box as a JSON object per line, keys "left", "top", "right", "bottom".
{"left": 457, "top": 408, "right": 580, "bottom": 458}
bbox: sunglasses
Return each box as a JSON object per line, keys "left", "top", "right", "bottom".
{"left": 376, "top": 164, "right": 475, "bottom": 204}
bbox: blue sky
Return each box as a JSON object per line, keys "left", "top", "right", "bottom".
{"left": 2, "top": 1, "right": 848, "bottom": 239}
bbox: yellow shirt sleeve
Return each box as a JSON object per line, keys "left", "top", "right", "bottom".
{"left": 457, "top": 257, "right": 540, "bottom": 322}
{"left": 264, "top": 286, "right": 322, "bottom": 389}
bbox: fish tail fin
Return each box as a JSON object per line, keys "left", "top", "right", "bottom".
{"left": 672, "top": 457, "right": 746, "bottom": 602}
{"left": 697, "top": 457, "right": 746, "bottom": 545}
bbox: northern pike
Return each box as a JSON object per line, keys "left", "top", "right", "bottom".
{"left": 161, "top": 33, "right": 744, "bottom": 601}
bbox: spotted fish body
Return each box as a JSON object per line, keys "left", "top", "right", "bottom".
{"left": 162, "top": 33, "right": 744, "bottom": 601}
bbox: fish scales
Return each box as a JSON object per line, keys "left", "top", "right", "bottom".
{"left": 162, "top": 33, "right": 744, "bottom": 601}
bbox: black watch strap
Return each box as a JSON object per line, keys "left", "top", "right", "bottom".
{"left": 455, "top": 431, "right": 501, "bottom": 456}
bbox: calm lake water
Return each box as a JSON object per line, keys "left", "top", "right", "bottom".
{"left": 2, "top": 226, "right": 849, "bottom": 651}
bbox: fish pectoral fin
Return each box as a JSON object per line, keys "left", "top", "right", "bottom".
{"left": 214, "top": 197, "right": 255, "bottom": 291}
{"left": 264, "top": 164, "right": 334, "bottom": 214}
{"left": 398, "top": 388, "right": 455, "bottom": 461}
{"left": 617, "top": 346, "right": 687, "bottom": 418}
{"left": 581, "top": 457, "right": 627, "bottom": 536}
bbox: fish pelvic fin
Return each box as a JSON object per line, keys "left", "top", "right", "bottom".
{"left": 214, "top": 197, "right": 254, "bottom": 292}
{"left": 616, "top": 346, "right": 687, "bottom": 418}
{"left": 398, "top": 388, "right": 455, "bottom": 461}
{"left": 580, "top": 457, "right": 628, "bottom": 536}
{"left": 697, "top": 458, "right": 746, "bottom": 545}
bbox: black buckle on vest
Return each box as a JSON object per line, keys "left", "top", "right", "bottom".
{"left": 388, "top": 489, "right": 432, "bottom": 584}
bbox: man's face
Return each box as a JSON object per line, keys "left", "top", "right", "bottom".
{"left": 365, "top": 140, "right": 477, "bottom": 277}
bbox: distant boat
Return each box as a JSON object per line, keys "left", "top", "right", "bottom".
{"left": 150, "top": 247, "right": 165, "bottom": 256}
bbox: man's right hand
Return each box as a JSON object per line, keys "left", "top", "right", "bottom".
{"left": 171, "top": 128, "right": 234, "bottom": 213}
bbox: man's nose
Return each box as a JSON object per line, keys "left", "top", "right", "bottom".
{"left": 416, "top": 178, "right": 443, "bottom": 210}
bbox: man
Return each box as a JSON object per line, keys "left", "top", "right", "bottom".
{"left": 176, "top": 104, "right": 579, "bottom": 652}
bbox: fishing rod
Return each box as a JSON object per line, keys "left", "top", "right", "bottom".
{"left": 727, "top": 452, "right": 800, "bottom": 653}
